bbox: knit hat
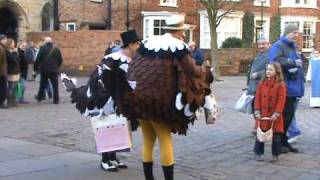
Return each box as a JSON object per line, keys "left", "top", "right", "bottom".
{"left": 283, "top": 24, "right": 299, "bottom": 36}
{"left": 257, "top": 36, "right": 269, "bottom": 43}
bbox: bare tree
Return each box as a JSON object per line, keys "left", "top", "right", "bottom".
{"left": 199, "top": 0, "right": 244, "bottom": 80}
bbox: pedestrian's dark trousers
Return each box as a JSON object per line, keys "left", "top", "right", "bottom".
{"left": 254, "top": 133, "right": 282, "bottom": 156}
{"left": 102, "top": 152, "right": 116, "bottom": 162}
{"left": 281, "top": 97, "right": 297, "bottom": 147}
{"left": 38, "top": 72, "right": 59, "bottom": 103}
{"left": 0, "top": 76, "right": 7, "bottom": 105}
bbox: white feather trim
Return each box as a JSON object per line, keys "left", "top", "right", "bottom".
{"left": 102, "top": 64, "right": 111, "bottom": 71}
{"left": 184, "top": 104, "right": 194, "bottom": 117}
{"left": 71, "top": 78, "right": 77, "bottom": 85}
{"left": 103, "top": 51, "right": 128, "bottom": 63}
{"left": 143, "top": 33, "right": 188, "bottom": 53}
{"left": 128, "top": 80, "right": 137, "bottom": 90}
{"left": 119, "top": 63, "right": 129, "bottom": 72}
{"left": 175, "top": 92, "right": 184, "bottom": 110}
{"left": 103, "top": 97, "right": 115, "bottom": 115}
{"left": 86, "top": 87, "right": 92, "bottom": 97}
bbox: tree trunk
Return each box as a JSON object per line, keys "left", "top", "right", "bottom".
{"left": 210, "top": 29, "right": 220, "bottom": 80}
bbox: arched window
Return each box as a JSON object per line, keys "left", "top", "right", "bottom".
{"left": 41, "top": 3, "right": 54, "bottom": 31}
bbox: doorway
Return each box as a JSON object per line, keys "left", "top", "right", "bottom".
{"left": 0, "top": 7, "right": 18, "bottom": 39}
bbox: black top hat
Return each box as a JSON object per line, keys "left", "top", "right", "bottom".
{"left": 121, "top": 29, "right": 140, "bottom": 48}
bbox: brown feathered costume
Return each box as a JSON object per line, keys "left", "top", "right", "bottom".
{"left": 125, "top": 33, "right": 213, "bottom": 135}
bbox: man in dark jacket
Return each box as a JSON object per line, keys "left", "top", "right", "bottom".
{"left": 34, "top": 37, "right": 63, "bottom": 104}
{"left": 188, "top": 41, "right": 204, "bottom": 66}
{"left": 0, "top": 34, "right": 8, "bottom": 108}
{"left": 25, "top": 41, "right": 36, "bottom": 80}
{"left": 267, "top": 24, "right": 304, "bottom": 153}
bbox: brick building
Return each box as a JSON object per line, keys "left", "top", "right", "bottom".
{"left": 197, "top": 0, "right": 320, "bottom": 52}
{"left": 0, "top": 0, "right": 56, "bottom": 40}
{"left": 1, "top": 0, "right": 319, "bottom": 52}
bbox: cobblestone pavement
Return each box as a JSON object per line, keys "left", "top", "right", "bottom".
{"left": 1, "top": 76, "right": 319, "bottom": 180}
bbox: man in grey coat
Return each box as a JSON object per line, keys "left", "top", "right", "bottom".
{"left": 247, "top": 37, "right": 270, "bottom": 96}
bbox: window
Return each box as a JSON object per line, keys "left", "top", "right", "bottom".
{"left": 282, "top": 17, "right": 316, "bottom": 51}
{"left": 66, "top": 22, "right": 76, "bottom": 31}
{"left": 153, "top": 19, "right": 166, "bottom": 36}
{"left": 159, "top": 0, "right": 178, "bottom": 7}
{"left": 280, "top": 0, "right": 317, "bottom": 8}
{"left": 253, "top": 0, "right": 271, "bottom": 7}
{"left": 302, "top": 22, "right": 314, "bottom": 49}
{"left": 143, "top": 17, "right": 166, "bottom": 39}
{"left": 200, "top": 11, "right": 243, "bottom": 49}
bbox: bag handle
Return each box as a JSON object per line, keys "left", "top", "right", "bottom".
{"left": 257, "top": 118, "right": 274, "bottom": 130}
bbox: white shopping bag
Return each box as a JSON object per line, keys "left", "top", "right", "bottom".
{"left": 90, "top": 114, "right": 132, "bottom": 153}
{"left": 235, "top": 91, "right": 254, "bottom": 114}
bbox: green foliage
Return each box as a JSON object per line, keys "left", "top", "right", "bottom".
{"left": 242, "top": 12, "right": 254, "bottom": 47}
{"left": 269, "top": 15, "right": 281, "bottom": 43}
{"left": 221, "top": 37, "right": 243, "bottom": 48}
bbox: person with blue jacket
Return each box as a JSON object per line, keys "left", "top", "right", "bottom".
{"left": 267, "top": 24, "right": 304, "bottom": 153}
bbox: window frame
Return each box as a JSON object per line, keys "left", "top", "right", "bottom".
{"left": 280, "top": 0, "right": 317, "bottom": 9}
{"left": 90, "top": 0, "right": 103, "bottom": 3}
{"left": 199, "top": 10, "right": 244, "bottom": 49}
{"left": 159, "top": 0, "right": 178, "bottom": 7}
{"left": 253, "top": 0, "right": 271, "bottom": 7}
{"left": 66, "top": 22, "right": 77, "bottom": 32}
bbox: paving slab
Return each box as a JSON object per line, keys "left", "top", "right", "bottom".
{"left": 0, "top": 151, "right": 98, "bottom": 177}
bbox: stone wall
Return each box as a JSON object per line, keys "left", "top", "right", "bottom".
{"left": 27, "top": 30, "right": 122, "bottom": 75}
{"left": 203, "top": 48, "right": 255, "bottom": 76}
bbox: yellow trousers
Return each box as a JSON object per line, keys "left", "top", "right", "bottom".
{"left": 140, "top": 120, "right": 174, "bottom": 166}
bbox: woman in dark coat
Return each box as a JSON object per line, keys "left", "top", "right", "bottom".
{"left": 5, "top": 38, "right": 20, "bottom": 107}
{"left": 17, "top": 41, "right": 29, "bottom": 103}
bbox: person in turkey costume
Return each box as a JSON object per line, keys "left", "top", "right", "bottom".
{"left": 61, "top": 30, "right": 141, "bottom": 172}
{"left": 125, "top": 15, "right": 214, "bottom": 180}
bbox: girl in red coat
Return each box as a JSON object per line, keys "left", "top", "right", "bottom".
{"left": 254, "top": 62, "right": 286, "bottom": 162}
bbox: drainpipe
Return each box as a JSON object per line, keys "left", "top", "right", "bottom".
{"left": 126, "top": 0, "right": 129, "bottom": 30}
{"left": 108, "top": 0, "right": 112, "bottom": 29}
{"left": 53, "top": 0, "right": 59, "bottom": 30}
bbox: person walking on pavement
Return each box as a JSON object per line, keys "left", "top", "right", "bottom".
{"left": 0, "top": 34, "right": 8, "bottom": 108}
{"left": 25, "top": 41, "right": 37, "bottom": 81}
{"left": 17, "top": 41, "right": 29, "bottom": 104}
{"left": 62, "top": 30, "right": 141, "bottom": 172}
{"left": 268, "top": 24, "right": 304, "bottom": 153}
{"left": 247, "top": 37, "right": 270, "bottom": 133}
{"left": 34, "top": 40, "right": 53, "bottom": 100}
{"left": 5, "top": 38, "right": 21, "bottom": 108}
{"left": 188, "top": 41, "right": 204, "bottom": 66}
{"left": 34, "top": 37, "right": 63, "bottom": 104}
{"left": 253, "top": 62, "right": 286, "bottom": 163}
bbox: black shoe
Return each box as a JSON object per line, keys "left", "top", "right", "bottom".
{"left": 48, "top": 92, "right": 53, "bottom": 99}
{"left": 285, "top": 144, "right": 299, "bottom": 153}
{"left": 100, "top": 161, "right": 118, "bottom": 172}
{"left": 53, "top": 101, "right": 59, "bottom": 104}
{"left": 281, "top": 147, "right": 289, "bottom": 153}
{"left": 34, "top": 95, "right": 41, "bottom": 102}
{"left": 0, "top": 104, "right": 8, "bottom": 109}
{"left": 110, "top": 159, "right": 128, "bottom": 169}
{"left": 288, "top": 147, "right": 299, "bottom": 153}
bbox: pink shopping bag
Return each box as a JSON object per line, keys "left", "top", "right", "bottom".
{"left": 93, "top": 115, "right": 132, "bottom": 153}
